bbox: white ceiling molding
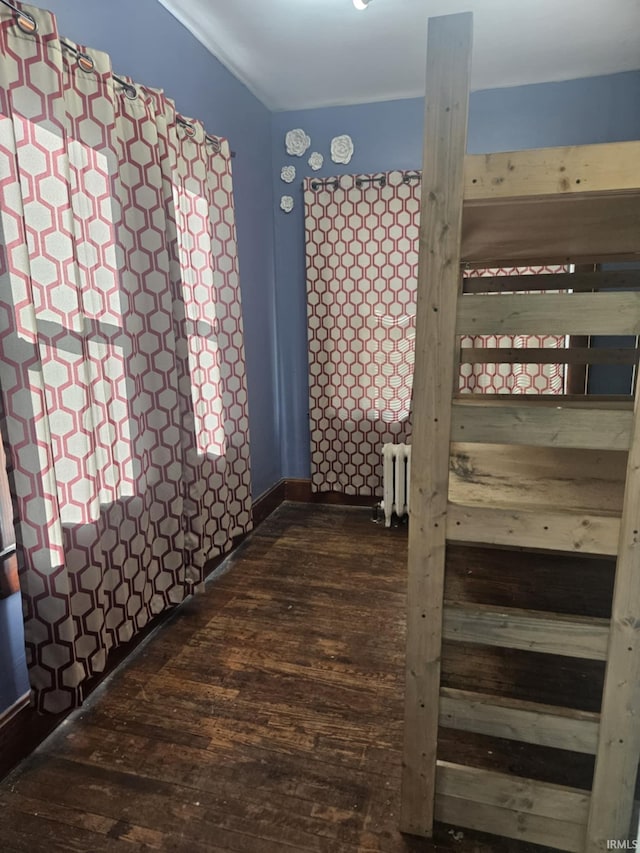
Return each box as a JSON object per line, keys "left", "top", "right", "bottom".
{"left": 157, "top": 0, "right": 640, "bottom": 112}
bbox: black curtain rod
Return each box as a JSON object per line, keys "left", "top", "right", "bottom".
{"left": 356, "top": 176, "right": 386, "bottom": 188}
{"left": 310, "top": 178, "right": 340, "bottom": 191}
{"left": 59, "top": 40, "right": 235, "bottom": 157}
{"left": 311, "top": 171, "right": 422, "bottom": 191}
{"left": 0, "top": 4, "right": 235, "bottom": 158}
{"left": 0, "top": 0, "right": 36, "bottom": 32}
{"left": 175, "top": 116, "right": 231, "bottom": 156}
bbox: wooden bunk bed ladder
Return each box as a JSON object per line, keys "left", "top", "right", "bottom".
{"left": 401, "top": 11, "right": 640, "bottom": 853}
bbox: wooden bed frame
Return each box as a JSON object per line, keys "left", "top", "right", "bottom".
{"left": 401, "top": 12, "right": 640, "bottom": 853}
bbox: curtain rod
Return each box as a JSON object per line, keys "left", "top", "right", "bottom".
{"left": 0, "top": 1, "right": 235, "bottom": 158}
{"left": 60, "top": 41, "right": 234, "bottom": 156}
{"left": 310, "top": 171, "right": 422, "bottom": 191}
{"left": 0, "top": 0, "right": 36, "bottom": 32}
{"left": 310, "top": 178, "right": 340, "bottom": 191}
{"left": 356, "top": 176, "right": 386, "bottom": 188}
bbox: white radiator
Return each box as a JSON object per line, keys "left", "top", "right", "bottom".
{"left": 381, "top": 443, "right": 412, "bottom": 528}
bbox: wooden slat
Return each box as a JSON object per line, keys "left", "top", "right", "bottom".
{"left": 587, "top": 372, "right": 640, "bottom": 847}
{"left": 449, "top": 443, "right": 626, "bottom": 516}
{"left": 457, "top": 292, "right": 640, "bottom": 336}
{"left": 461, "top": 193, "right": 640, "bottom": 265}
{"left": 453, "top": 394, "right": 633, "bottom": 404}
{"left": 439, "top": 688, "right": 599, "bottom": 754}
{"left": 446, "top": 502, "right": 620, "bottom": 555}
{"left": 450, "top": 401, "right": 633, "bottom": 451}
{"left": 463, "top": 269, "right": 640, "bottom": 294}
{"left": 459, "top": 346, "right": 640, "bottom": 365}
{"left": 464, "top": 140, "right": 640, "bottom": 201}
{"left": 443, "top": 602, "right": 610, "bottom": 660}
{"left": 436, "top": 794, "right": 586, "bottom": 852}
{"left": 436, "top": 761, "right": 590, "bottom": 822}
{"left": 400, "top": 11, "right": 473, "bottom": 839}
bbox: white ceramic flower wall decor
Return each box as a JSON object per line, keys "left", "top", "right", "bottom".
{"left": 281, "top": 165, "right": 296, "bottom": 183}
{"left": 308, "top": 152, "right": 323, "bottom": 171}
{"left": 285, "top": 128, "right": 311, "bottom": 157}
{"left": 331, "top": 134, "right": 354, "bottom": 165}
{"left": 280, "top": 195, "right": 294, "bottom": 213}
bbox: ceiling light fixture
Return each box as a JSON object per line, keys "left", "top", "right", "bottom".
{"left": 353, "top": 0, "right": 371, "bottom": 10}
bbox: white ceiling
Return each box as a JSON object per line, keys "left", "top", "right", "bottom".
{"left": 157, "top": 0, "right": 640, "bottom": 111}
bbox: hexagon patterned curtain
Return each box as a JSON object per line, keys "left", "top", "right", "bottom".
{"left": 304, "top": 172, "right": 566, "bottom": 496}
{"left": 304, "top": 172, "right": 418, "bottom": 496}
{"left": 0, "top": 3, "right": 251, "bottom": 712}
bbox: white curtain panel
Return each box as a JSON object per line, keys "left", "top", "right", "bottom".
{"left": 0, "top": 2, "right": 251, "bottom": 712}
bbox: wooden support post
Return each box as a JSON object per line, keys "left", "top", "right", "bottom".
{"left": 587, "top": 376, "right": 640, "bottom": 850}
{"left": 400, "top": 11, "right": 473, "bottom": 838}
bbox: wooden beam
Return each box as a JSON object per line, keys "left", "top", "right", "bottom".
{"left": 450, "top": 402, "right": 633, "bottom": 451}
{"left": 436, "top": 761, "right": 590, "bottom": 822}
{"left": 443, "top": 603, "right": 610, "bottom": 660}
{"left": 446, "top": 502, "right": 620, "bottom": 555}
{"left": 587, "top": 374, "right": 640, "bottom": 847}
{"left": 461, "top": 193, "right": 640, "bottom": 265}
{"left": 436, "top": 793, "right": 586, "bottom": 852}
{"left": 449, "top": 443, "right": 627, "bottom": 516}
{"left": 439, "top": 688, "right": 600, "bottom": 754}
{"left": 457, "top": 292, "right": 640, "bottom": 336}
{"left": 464, "top": 140, "right": 640, "bottom": 201}
{"left": 453, "top": 394, "right": 633, "bottom": 404}
{"left": 400, "top": 11, "right": 473, "bottom": 839}
{"left": 459, "top": 346, "right": 640, "bottom": 366}
{"left": 463, "top": 269, "right": 640, "bottom": 294}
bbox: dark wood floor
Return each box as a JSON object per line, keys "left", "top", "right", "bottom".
{"left": 0, "top": 503, "right": 589, "bottom": 852}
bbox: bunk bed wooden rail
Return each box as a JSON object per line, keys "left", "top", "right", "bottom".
{"left": 401, "top": 11, "right": 640, "bottom": 853}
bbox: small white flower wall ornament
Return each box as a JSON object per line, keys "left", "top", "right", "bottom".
{"left": 331, "top": 134, "right": 354, "bottom": 165}
{"left": 308, "top": 152, "right": 324, "bottom": 171}
{"left": 280, "top": 195, "right": 294, "bottom": 213}
{"left": 285, "top": 128, "right": 311, "bottom": 157}
{"left": 281, "top": 165, "right": 296, "bottom": 183}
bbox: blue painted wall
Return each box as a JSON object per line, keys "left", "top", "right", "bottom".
{"left": 0, "top": 594, "right": 30, "bottom": 714}
{"left": 272, "top": 70, "right": 640, "bottom": 478}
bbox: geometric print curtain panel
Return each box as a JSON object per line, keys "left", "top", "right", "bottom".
{"left": 305, "top": 172, "right": 566, "bottom": 496}
{"left": 0, "top": 2, "right": 251, "bottom": 713}
{"left": 304, "top": 171, "right": 418, "bottom": 496}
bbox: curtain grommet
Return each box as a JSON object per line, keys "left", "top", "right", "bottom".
{"left": 15, "top": 11, "right": 37, "bottom": 34}
{"left": 77, "top": 53, "right": 95, "bottom": 73}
